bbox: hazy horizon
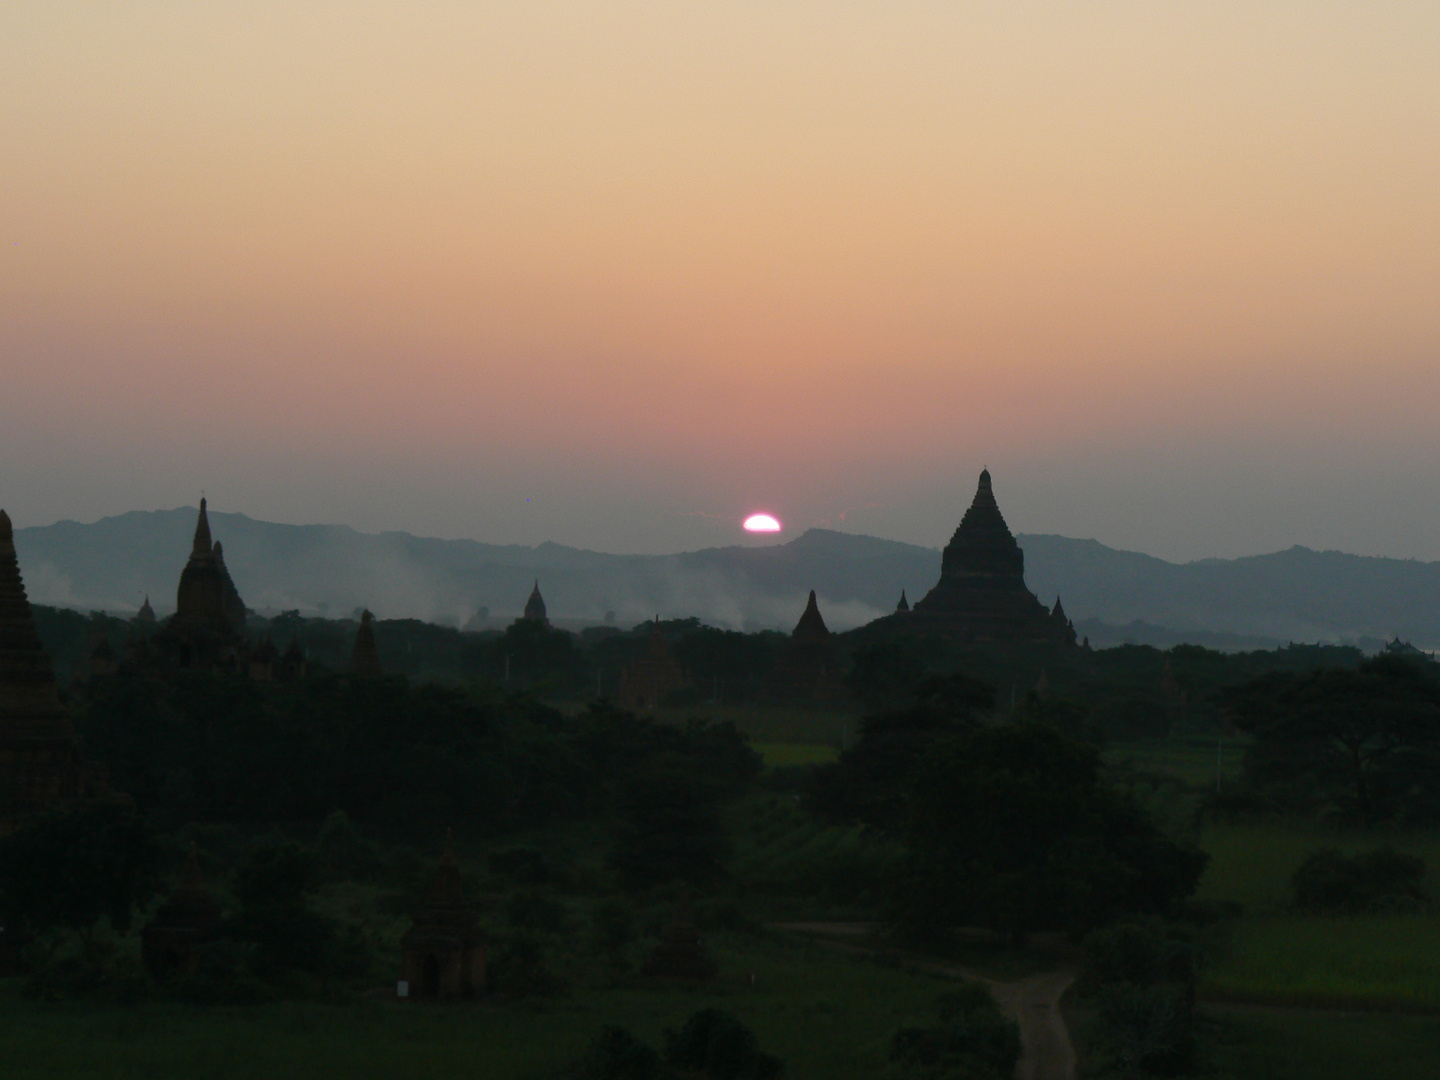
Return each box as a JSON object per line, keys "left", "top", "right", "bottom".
{"left": 5, "top": 4, "right": 1439, "bottom": 562}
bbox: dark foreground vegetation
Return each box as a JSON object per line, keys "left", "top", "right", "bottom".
{"left": 3, "top": 608, "right": 1438, "bottom": 1078}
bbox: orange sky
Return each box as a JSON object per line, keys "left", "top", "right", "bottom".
{"left": 3, "top": 3, "right": 1439, "bottom": 559}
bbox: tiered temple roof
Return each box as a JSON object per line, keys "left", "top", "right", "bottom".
{"left": 0, "top": 509, "right": 99, "bottom": 828}
{"left": 400, "top": 836, "right": 486, "bottom": 998}
{"left": 617, "top": 618, "right": 689, "bottom": 710}
{"left": 774, "top": 591, "right": 842, "bottom": 699}
{"left": 523, "top": 581, "right": 548, "bottom": 625}
{"left": 350, "top": 610, "right": 382, "bottom": 676}
{"left": 908, "top": 470, "right": 1076, "bottom": 647}
{"left": 173, "top": 499, "right": 247, "bottom": 636}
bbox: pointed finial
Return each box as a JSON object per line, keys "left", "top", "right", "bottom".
{"left": 192, "top": 498, "right": 212, "bottom": 555}
{"left": 0, "top": 508, "right": 12, "bottom": 548}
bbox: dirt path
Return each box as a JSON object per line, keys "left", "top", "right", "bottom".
{"left": 772, "top": 923, "right": 1077, "bottom": 1080}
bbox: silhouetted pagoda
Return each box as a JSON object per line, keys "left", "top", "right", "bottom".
{"left": 896, "top": 590, "right": 910, "bottom": 613}
{"left": 909, "top": 470, "right": 1076, "bottom": 647}
{"left": 0, "top": 510, "right": 107, "bottom": 831}
{"left": 618, "top": 619, "right": 689, "bottom": 710}
{"left": 400, "top": 837, "right": 486, "bottom": 999}
{"left": 350, "top": 610, "right": 382, "bottom": 676}
{"left": 153, "top": 499, "right": 249, "bottom": 669}
{"left": 641, "top": 893, "right": 716, "bottom": 981}
{"left": 773, "top": 591, "right": 843, "bottom": 699}
{"left": 141, "top": 845, "right": 223, "bottom": 978}
{"left": 523, "top": 581, "right": 549, "bottom": 625}
{"left": 137, "top": 595, "right": 157, "bottom": 625}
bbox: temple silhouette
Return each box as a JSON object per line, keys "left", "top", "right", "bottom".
{"left": 0, "top": 510, "right": 110, "bottom": 832}
{"left": 617, "top": 618, "right": 689, "bottom": 710}
{"left": 907, "top": 470, "right": 1076, "bottom": 648}
{"left": 774, "top": 590, "right": 842, "bottom": 699}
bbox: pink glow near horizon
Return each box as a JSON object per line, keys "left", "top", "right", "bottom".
{"left": 2, "top": 4, "right": 1439, "bottom": 560}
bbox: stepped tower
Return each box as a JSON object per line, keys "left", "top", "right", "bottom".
{"left": 400, "top": 836, "right": 486, "bottom": 999}
{"left": 153, "top": 499, "right": 248, "bottom": 669}
{"left": 909, "top": 470, "right": 1076, "bottom": 647}
{"left": 173, "top": 499, "right": 246, "bottom": 635}
{"left": 0, "top": 509, "right": 101, "bottom": 829}
{"left": 617, "top": 618, "right": 689, "bottom": 710}
{"left": 523, "top": 581, "right": 549, "bottom": 625}
{"left": 350, "top": 610, "right": 382, "bottom": 676}
{"left": 774, "top": 590, "right": 842, "bottom": 699}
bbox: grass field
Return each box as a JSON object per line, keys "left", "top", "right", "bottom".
{"left": 750, "top": 742, "right": 839, "bottom": 767}
{"left": 1207, "top": 1004, "right": 1440, "bottom": 1080}
{"left": 1203, "top": 916, "right": 1440, "bottom": 1012}
{"left": 658, "top": 704, "right": 861, "bottom": 750}
{"left": 1103, "top": 733, "right": 1248, "bottom": 790}
{"left": 0, "top": 932, "right": 968, "bottom": 1080}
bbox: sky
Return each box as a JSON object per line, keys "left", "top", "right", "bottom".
{"left": 3, "top": 2, "right": 1439, "bottom": 562}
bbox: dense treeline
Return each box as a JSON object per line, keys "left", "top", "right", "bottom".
{"left": 75, "top": 673, "right": 758, "bottom": 837}
{"left": 37, "top": 603, "right": 1371, "bottom": 723}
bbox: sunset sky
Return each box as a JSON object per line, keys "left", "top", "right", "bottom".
{"left": 3, "top": 3, "right": 1438, "bottom": 561}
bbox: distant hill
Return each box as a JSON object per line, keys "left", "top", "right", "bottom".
{"left": 10, "top": 509, "right": 1440, "bottom": 646}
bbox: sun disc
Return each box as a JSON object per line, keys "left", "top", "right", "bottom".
{"left": 743, "top": 513, "right": 782, "bottom": 533}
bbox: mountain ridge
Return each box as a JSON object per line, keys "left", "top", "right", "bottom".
{"left": 9, "top": 510, "right": 1439, "bottom": 646}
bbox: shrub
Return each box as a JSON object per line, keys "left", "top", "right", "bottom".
{"left": 886, "top": 984, "right": 1020, "bottom": 1080}
{"left": 569, "top": 1025, "right": 662, "bottom": 1080}
{"left": 1291, "top": 847, "right": 1429, "bottom": 915}
{"left": 664, "top": 1009, "right": 783, "bottom": 1080}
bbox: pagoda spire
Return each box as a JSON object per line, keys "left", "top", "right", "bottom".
{"left": 191, "top": 498, "right": 212, "bottom": 556}
{"left": 350, "top": 609, "right": 381, "bottom": 676}
{"left": 791, "top": 590, "right": 830, "bottom": 643}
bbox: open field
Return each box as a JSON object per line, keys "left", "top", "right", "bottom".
{"left": 1199, "top": 822, "right": 1440, "bottom": 913}
{"left": 0, "top": 932, "right": 966, "bottom": 1080}
{"left": 751, "top": 742, "right": 838, "bottom": 767}
{"left": 1203, "top": 916, "right": 1440, "bottom": 1012}
{"left": 1207, "top": 1004, "right": 1440, "bottom": 1080}
{"left": 658, "top": 703, "right": 861, "bottom": 750}
{"left": 1102, "top": 733, "right": 1247, "bottom": 790}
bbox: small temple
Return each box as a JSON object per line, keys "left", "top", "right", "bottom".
{"left": 400, "top": 837, "right": 486, "bottom": 999}
{"left": 907, "top": 470, "right": 1077, "bottom": 648}
{"left": 0, "top": 509, "right": 108, "bottom": 832}
{"left": 617, "top": 619, "right": 689, "bottom": 710}
{"left": 641, "top": 892, "right": 717, "bottom": 981}
{"left": 350, "top": 610, "right": 382, "bottom": 676}
{"left": 896, "top": 590, "right": 910, "bottom": 613}
{"left": 523, "top": 581, "right": 549, "bottom": 625}
{"left": 141, "top": 845, "right": 223, "bottom": 978}
{"left": 773, "top": 591, "right": 842, "bottom": 699}
{"left": 150, "top": 499, "right": 250, "bottom": 670}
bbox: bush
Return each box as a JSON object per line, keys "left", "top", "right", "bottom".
{"left": 664, "top": 1009, "right": 783, "bottom": 1080}
{"left": 886, "top": 984, "right": 1020, "bottom": 1080}
{"left": 1082, "top": 922, "right": 1198, "bottom": 992}
{"left": 569, "top": 1025, "right": 663, "bottom": 1080}
{"left": 1291, "top": 847, "right": 1429, "bottom": 915}
{"left": 1080, "top": 920, "right": 1202, "bottom": 1077}
{"left": 1093, "top": 983, "right": 1196, "bottom": 1077}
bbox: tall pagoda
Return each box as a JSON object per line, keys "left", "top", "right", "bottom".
{"left": 909, "top": 470, "right": 1076, "bottom": 647}
{"left": 0, "top": 509, "right": 105, "bottom": 830}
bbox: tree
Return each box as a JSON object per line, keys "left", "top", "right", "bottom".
{"left": 1224, "top": 654, "right": 1440, "bottom": 823}
{"left": 899, "top": 724, "right": 1207, "bottom": 941}
{"left": 610, "top": 763, "right": 729, "bottom": 889}
{"left": 664, "top": 1009, "right": 782, "bottom": 1080}
{"left": 811, "top": 674, "right": 994, "bottom": 833}
{"left": 0, "top": 800, "right": 167, "bottom": 964}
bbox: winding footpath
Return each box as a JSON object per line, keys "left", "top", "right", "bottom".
{"left": 772, "top": 923, "right": 1077, "bottom": 1080}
